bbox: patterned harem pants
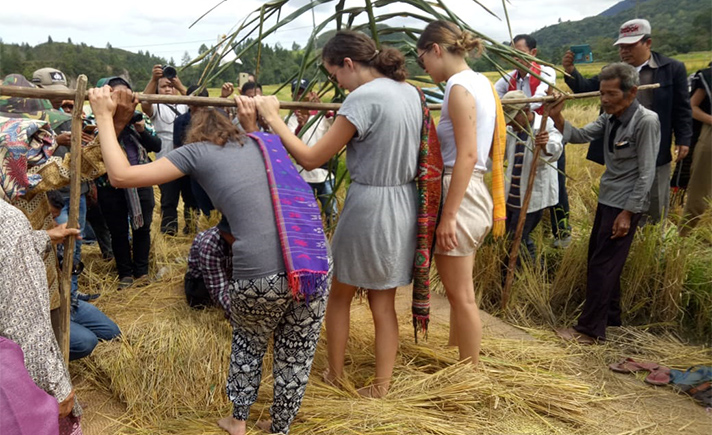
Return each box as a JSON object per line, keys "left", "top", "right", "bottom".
{"left": 226, "top": 262, "right": 331, "bottom": 434}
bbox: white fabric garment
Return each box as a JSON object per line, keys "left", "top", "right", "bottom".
{"left": 285, "top": 113, "right": 333, "bottom": 183}
{"left": 150, "top": 103, "right": 189, "bottom": 159}
{"left": 438, "top": 69, "right": 496, "bottom": 171}
{"left": 494, "top": 65, "right": 556, "bottom": 112}
{"left": 504, "top": 113, "right": 563, "bottom": 212}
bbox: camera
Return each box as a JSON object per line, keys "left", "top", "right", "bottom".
{"left": 162, "top": 65, "right": 177, "bottom": 80}
{"left": 131, "top": 111, "right": 144, "bottom": 124}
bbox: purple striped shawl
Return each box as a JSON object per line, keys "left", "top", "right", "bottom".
{"left": 248, "top": 132, "right": 329, "bottom": 299}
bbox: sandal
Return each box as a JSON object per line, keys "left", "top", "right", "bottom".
{"left": 609, "top": 358, "right": 667, "bottom": 374}
{"left": 117, "top": 276, "right": 134, "bottom": 290}
{"left": 645, "top": 367, "right": 672, "bottom": 385}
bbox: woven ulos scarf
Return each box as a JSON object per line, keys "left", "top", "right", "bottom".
{"left": 248, "top": 132, "right": 330, "bottom": 299}
{"left": 412, "top": 86, "right": 443, "bottom": 342}
{"left": 118, "top": 129, "right": 149, "bottom": 230}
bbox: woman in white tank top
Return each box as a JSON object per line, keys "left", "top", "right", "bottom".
{"left": 417, "top": 20, "right": 497, "bottom": 366}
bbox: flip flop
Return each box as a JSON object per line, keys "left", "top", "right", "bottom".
{"left": 609, "top": 358, "right": 667, "bottom": 374}
{"left": 669, "top": 366, "right": 712, "bottom": 387}
{"left": 555, "top": 327, "right": 598, "bottom": 345}
{"left": 645, "top": 367, "right": 672, "bottom": 385}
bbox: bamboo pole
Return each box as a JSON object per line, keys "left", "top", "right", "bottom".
{"left": 0, "top": 83, "right": 660, "bottom": 112}
{"left": 58, "top": 75, "right": 87, "bottom": 364}
{"left": 501, "top": 103, "right": 552, "bottom": 311}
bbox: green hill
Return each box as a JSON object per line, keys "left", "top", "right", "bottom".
{"left": 531, "top": 0, "right": 711, "bottom": 63}
{"left": 0, "top": 39, "right": 168, "bottom": 89}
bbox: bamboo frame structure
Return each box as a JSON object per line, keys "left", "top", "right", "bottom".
{"left": 0, "top": 81, "right": 662, "bottom": 338}
{"left": 58, "top": 75, "right": 88, "bottom": 363}
{"left": 0, "top": 83, "right": 660, "bottom": 112}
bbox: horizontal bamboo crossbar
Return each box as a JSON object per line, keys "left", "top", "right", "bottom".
{"left": 0, "top": 83, "right": 660, "bottom": 112}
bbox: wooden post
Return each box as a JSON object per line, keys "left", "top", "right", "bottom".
{"left": 501, "top": 105, "right": 552, "bottom": 311}
{"left": 58, "top": 75, "right": 87, "bottom": 364}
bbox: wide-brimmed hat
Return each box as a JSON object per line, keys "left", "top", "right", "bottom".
{"left": 501, "top": 90, "right": 528, "bottom": 121}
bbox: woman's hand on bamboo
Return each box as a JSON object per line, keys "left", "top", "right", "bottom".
{"left": 234, "top": 95, "right": 259, "bottom": 133}
{"left": 88, "top": 86, "right": 118, "bottom": 119}
{"left": 253, "top": 95, "right": 281, "bottom": 124}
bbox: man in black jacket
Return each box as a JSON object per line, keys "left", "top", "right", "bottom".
{"left": 562, "top": 19, "right": 692, "bottom": 223}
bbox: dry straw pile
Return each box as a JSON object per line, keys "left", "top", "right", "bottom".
{"left": 70, "top": 105, "right": 711, "bottom": 434}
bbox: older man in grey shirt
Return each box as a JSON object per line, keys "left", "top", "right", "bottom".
{"left": 550, "top": 63, "right": 659, "bottom": 344}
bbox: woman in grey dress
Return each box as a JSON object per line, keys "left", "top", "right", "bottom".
{"left": 244, "top": 31, "right": 422, "bottom": 398}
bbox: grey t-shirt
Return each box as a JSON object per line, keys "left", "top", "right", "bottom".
{"left": 338, "top": 77, "right": 421, "bottom": 185}
{"left": 166, "top": 139, "right": 285, "bottom": 279}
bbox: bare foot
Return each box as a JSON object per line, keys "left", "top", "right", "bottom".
{"left": 256, "top": 419, "right": 273, "bottom": 433}
{"left": 357, "top": 384, "right": 388, "bottom": 399}
{"left": 555, "top": 327, "right": 598, "bottom": 345}
{"left": 217, "top": 416, "right": 247, "bottom": 435}
{"left": 322, "top": 369, "right": 343, "bottom": 388}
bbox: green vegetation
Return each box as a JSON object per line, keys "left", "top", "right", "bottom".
{"left": 0, "top": 39, "right": 167, "bottom": 89}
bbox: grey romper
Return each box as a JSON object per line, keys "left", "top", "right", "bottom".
{"left": 332, "top": 78, "right": 422, "bottom": 289}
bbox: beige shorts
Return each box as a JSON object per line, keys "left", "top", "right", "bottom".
{"left": 434, "top": 170, "right": 493, "bottom": 257}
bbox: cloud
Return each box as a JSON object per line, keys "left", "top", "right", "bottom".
{"left": 1, "top": 0, "right": 621, "bottom": 58}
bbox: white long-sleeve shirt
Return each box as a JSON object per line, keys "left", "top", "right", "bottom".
{"left": 495, "top": 65, "right": 556, "bottom": 112}
{"left": 504, "top": 113, "right": 563, "bottom": 212}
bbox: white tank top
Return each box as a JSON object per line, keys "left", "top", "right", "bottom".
{"left": 437, "top": 69, "right": 496, "bottom": 171}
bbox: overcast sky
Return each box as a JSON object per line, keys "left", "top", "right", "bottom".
{"left": 2, "top": 0, "right": 621, "bottom": 63}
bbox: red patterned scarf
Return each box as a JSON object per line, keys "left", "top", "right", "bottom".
{"left": 412, "top": 87, "right": 443, "bottom": 341}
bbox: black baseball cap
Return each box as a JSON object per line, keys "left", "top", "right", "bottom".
{"left": 291, "top": 78, "right": 309, "bottom": 92}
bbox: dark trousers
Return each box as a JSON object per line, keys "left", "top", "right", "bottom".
{"left": 549, "top": 148, "right": 571, "bottom": 239}
{"left": 85, "top": 199, "right": 113, "bottom": 259}
{"left": 505, "top": 206, "right": 544, "bottom": 262}
{"left": 191, "top": 178, "right": 214, "bottom": 216}
{"left": 308, "top": 179, "right": 337, "bottom": 225}
{"left": 574, "top": 203, "right": 642, "bottom": 340}
{"left": 159, "top": 176, "right": 197, "bottom": 234}
{"left": 98, "top": 185, "right": 154, "bottom": 279}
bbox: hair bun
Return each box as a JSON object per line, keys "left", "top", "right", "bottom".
{"left": 458, "top": 31, "right": 484, "bottom": 57}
